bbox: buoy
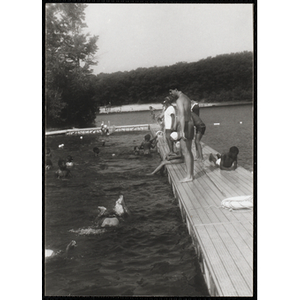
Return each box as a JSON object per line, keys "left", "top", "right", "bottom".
{"left": 80, "top": 136, "right": 83, "bottom": 139}
{"left": 112, "top": 153, "right": 115, "bottom": 157}
{"left": 239, "top": 121, "right": 243, "bottom": 124}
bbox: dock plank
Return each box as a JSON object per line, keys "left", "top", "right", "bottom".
{"left": 150, "top": 126, "right": 253, "bottom": 296}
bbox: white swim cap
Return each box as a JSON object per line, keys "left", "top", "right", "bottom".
{"left": 170, "top": 132, "right": 178, "bottom": 140}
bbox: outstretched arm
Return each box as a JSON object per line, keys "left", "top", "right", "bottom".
{"left": 220, "top": 159, "right": 237, "bottom": 171}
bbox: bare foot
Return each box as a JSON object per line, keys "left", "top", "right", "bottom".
{"left": 180, "top": 176, "right": 194, "bottom": 183}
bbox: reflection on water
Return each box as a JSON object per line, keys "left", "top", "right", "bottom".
{"left": 45, "top": 132, "right": 209, "bottom": 296}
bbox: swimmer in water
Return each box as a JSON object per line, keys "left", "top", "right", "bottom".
{"left": 46, "top": 158, "right": 52, "bottom": 170}
{"left": 137, "top": 133, "right": 158, "bottom": 155}
{"left": 45, "top": 240, "right": 77, "bottom": 260}
{"left": 95, "top": 195, "right": 130, "bottom": 227}
{"left": 56, "top": 158, "right": 71, "bottom": 178}
{"left": 46, "top": 147, "right": 51, "bottom": 157}
{"left": 93, "top": 147, "right": 100, "bottom": 157}
{"left": 66, "top": 155, "right": 74, "bottom": 167}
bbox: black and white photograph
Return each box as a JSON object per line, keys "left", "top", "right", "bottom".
{"left": 43, "top": 1, "right": 256, "bottom": 297}
{"left": 43, "top": 2, "right": 255, "bottom": 297}
{"left": 5, "top": 1, "right": 300, "bottom": 299}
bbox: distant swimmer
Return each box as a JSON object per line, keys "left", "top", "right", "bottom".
{"left": 46, "top": 158, "right": 52, "bottom": 170}
{"left": 93, "top": 147, "right": 100, "bottom": 157}
{"left": 46, "top": 148, "right": 51, "bottom": 157}
{"left": 66, "top": 155, "right": 74, "bottom": 167}
{"left": 56, "top": 158, "right": 71, "bottom": 179}
{"left": 45, "top": 240, "right": 77, "bottom": 260}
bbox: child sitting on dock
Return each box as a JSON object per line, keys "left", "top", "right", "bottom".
{"left": 138, "top": 133, "right": 158, "bottom": 155}
{"left": 209, "top": 146, "right": 239, "bottom": 171}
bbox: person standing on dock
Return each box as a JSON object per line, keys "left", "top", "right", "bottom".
{"left": 162, "top": 97, "right": 176, "bottom": 156}
{"left": 191, "top": 100, "right": 206, "bottom": 161}
{"left": 169, "top": 88, "right": 196, "bottom": 182}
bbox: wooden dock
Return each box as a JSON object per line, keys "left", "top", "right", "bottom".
{"left": 150, "top": 125, "right": 254, "bottom": 297}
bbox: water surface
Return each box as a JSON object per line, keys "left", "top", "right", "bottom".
{"left": 96, "top": 104, "right": 253, "bottom": 171}
{"left": 45, "top": 132, "right": 209, "bottom": 296}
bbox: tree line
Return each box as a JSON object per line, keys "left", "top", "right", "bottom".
{"left": 94, "top": 51, "right": 253, "bottom": 107}
{"left": 46, "top": 3, "right": 99, "bottom": 129}
{"left": 45, "top": 3, "right": 253, "bottom": 129}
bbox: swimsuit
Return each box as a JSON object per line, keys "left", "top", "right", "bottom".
{"left": 184, "top": 120, "right": 195, "bottom": 140}
{"left": 191, "top": 112, "right": 206, "bottom": 134}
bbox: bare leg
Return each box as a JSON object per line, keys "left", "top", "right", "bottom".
{"left": 180, "top": 139, "right": 194, "bottom": 182}
{"left": 146, "top": 159, "right": 183, "bottom": 175}
{"left": 194, "top": 132, "right": 204, "bottom": 160}
{"left": 146, "top": 161, "right": 168, "bottom": 175}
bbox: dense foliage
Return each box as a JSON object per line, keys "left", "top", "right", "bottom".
{"left": 94, "top": 51, "right": 253, "bottom": 107}
{"left": 45, "top": 3, "right": 99, "bottom": 128}
{"left": 45, "top": 4, "right": 253, "bottom": 129}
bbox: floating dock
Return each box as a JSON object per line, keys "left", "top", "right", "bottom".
{"left": 150, "top": 125, "right": 254, "bottom": 297}
{"left": 45, "top": 124, "right": 150, "bottom": 136}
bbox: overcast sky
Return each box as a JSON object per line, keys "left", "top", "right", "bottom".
{"left": 84, "top": 3, "right": 253, "bottom": 74}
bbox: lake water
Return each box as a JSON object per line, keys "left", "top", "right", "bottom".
{"left": 96, "top": 104, "right": 254, "bottom": 171}
{"left": 45, "top": 104, "right": 253, "bottom": 296}
{"left": 45, "top": 132, "right": 209, "bottom": 296}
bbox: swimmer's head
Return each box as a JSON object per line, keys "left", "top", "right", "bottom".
{"left": 144, "top": 134, "right": 151, "bottom": 141}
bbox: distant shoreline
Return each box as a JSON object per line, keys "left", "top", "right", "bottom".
{"left": 46, "top": 101, "right": 252, "bottom": 132}
{"left": 98, "top": 101, "right": 252, "bottom": 115}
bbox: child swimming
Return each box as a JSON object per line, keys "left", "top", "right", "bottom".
{"left": 209, "top": 146, "right": 239, "bottom": 171}
{"left": 137, "top": 133, "right": 158, "bottom": 155}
